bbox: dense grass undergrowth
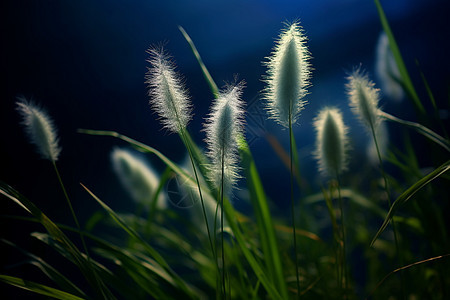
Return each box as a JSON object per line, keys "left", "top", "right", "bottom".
{"left": 1, "top": 1, "right": 449, "bottom": 299}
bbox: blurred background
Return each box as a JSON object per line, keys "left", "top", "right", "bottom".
{"left": 1, "top": 0, "right": 450, "bottom": 296}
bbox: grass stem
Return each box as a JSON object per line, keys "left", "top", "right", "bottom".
{"left": 369, "top": 122, "right": 405, "bottom": 299}
{"left": 289, "top": 114, "right": 301, "bottom": 298}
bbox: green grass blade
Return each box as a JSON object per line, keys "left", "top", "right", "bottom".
{"left": 178, "top": 26, "right": 219, "bottom": 98}
{"left": 374, "top": 0, "right": 425, "bottom": 115}
{"left": 380, "top": 111, "right": 450, "bottom": 152}
{"left": 1, "top": 239, "right": 87, "bottom": 298}
{"left": 371, "top": 159, "right": 450, "bottom": 246}
{"left": 78, "top": 129, "right": 196, "bottom": 185}
{"left": 0, "top": 275, "right": 86, "bottom": 300}
{"left": 179, "top": 27, "right": 288, "bottom": 298}
{"left": 0, "top": 181, "right": 114, "bottom": 299}
{"left": 239, "top": 137, "right": 288, "bottom": 299}
{"left": 80, "top": 183, "right": 196, "bottom": 298}
{"left": 222, "top": 199, "right": 283, "bottom": 300}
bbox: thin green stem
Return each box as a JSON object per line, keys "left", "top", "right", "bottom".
{"left": 369, "top": 122, "right": 405, "bottom": 298}
{"left": 335, "top": 173, "right": 347, "bottom": 297}
{"left": 289, "top": 113, "right": 300, "bottom": 298}
{"left": 52, "top": 162, "right": 87, "bottom": 254}
{"left": 52, "top": 162, "right": 107, "bottom": 298}
{"left": 220, "top": 146, "right": 226, "bottom": 300}
{"left": 179, "top": 128, "right": 220, "bottom": 292}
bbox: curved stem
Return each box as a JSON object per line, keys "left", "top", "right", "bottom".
{"left": 335, "top": 173, "right": 347, "bottom": 296}
{"left": 379, "top": 111, "right": 450, "bottom": 152}
{"left": 220, "top": 146, "right": 226, "bottom": 299}
{"left": 289, "top": 113, "right": 301, "bottom": 298}
{"left": 369, "top": 122, "right": 405, "bottom": 298}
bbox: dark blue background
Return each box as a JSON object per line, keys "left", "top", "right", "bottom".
{"left": 1, "top": 0, "right": 450, "bottom": 296}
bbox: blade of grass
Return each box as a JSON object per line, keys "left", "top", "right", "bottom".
{"left": 0, "top": 181, "right": 114, "bottom": 299}
{"left": 374, "top": 0, "right": 425, "bottom": 115}
{"left": 239, "top": 136, "right": 288, "bottom": 299}
{"left": 0, "top": 275, "right": 85, "bottom": 300}
{"left": 80, "top": 183, "right": 197, "bottom": 298}
{"left": 178, "top": 26, "right": 219, "bottom": 98}
{"left": 1, "top": 239, "right": 87, "bottom": 298}
{"left": 371, "top": 159, "right": 450, "bottom": 246}
{"left": 78, "top": 129, "right": 283, "bottom": 298}
{"left": 1, "top": 214, "right": 158, "bottom": 299}
{"left": 379, "top": 111, "right": 450, "bottom": 152}
{"left": 368, "top": 253, "right": 450, "bottom": 298}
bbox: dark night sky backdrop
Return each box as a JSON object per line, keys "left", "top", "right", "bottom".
{"left": 1, "top": 2, "right": 450, "bottom": 290}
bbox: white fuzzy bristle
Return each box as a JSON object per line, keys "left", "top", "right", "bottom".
{"left": 204, "top": 82, "right": 246, "bottom": 196}
{"left": 313, "top": 107, "right": 349, "bottom": 176}
{"left": 145, "top": 48, "right": 193, "bottom": 133}
{"left": 16, "top": 97, "right": 61, "bottom": 162}
{"left": 347, "top": 68, "right": 382, "bottom": 131}
{"left": 263, "top": 21, "right": 311, "bottom": 127}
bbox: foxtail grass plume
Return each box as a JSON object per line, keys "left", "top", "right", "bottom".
{"left": 375, "top": 32, "right": 404, "bottom": 102}
{"left": 263, "top": 21, "right": 311, "bottom": 127}
{"left": 314, "top": 107, "right": 349, "bottom": 176}
{"left": 347, "top": 68, "right": 382, "bottom": 131}
{"left": 16, "top": 97, "right": 61, "bottom": 162}
{"left": 111, "top": 147, "right": 166, "bottom": 209}
{"left": 204, "top": 82, "right": 245, "bottom": 196}
{"left": 146, "top": 48, "right": 193, "bottom": 133}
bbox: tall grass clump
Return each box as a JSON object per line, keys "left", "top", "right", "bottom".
{"left": 145, "top": 46, "right": 221, "bottom": 296}
{"left": 313, "top": 107, "right": 349, "bottom": 294}
{"left": 263, "top": 21, "right": 311, "bottom": 296}
{"left": 204, "top": 81, "right": 245, "bottom": 298}
{"left": 15, "top": 98, "right": 110, "bottom": 298}
{"left": 2, "top": 2, "right": 450, "bottom": 299}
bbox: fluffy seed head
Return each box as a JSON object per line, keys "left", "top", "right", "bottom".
{"left": 204, "top": 81, "right": 246, "bottom": 196}
{"left": 375, "top": 31, "right": 404, "bottom": 102}
{"left": 145, "top": 47, "right": 193, "bottom": 133}
{"left": 263, "top": 21, "right": 311, "bottom": 127}
{"left": 111, "top": 147, "right": 166, "bottom": 209}
{"left": 347, "top": 68, "right": 382, "bottom": 131}
{"left": 16, "top": 97, "right": 61, "bottom": 162}
{"left": 314, "top": 107, "right": 349, "bottom": 176}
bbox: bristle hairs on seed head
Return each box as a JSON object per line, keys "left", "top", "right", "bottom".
{"left": 263, "top": 21, "right": 311, "bottom": 128}
{"left": 313, "top": 107, "right": 349, "bottom": 177}
{"left": 346, "top": 67, "right": 382, "bottom": 131}
{"left": 204, "top": 81, "right": 246, "bottom": 196}
{"left": 16, "top": 97, "right": 61, "bottom": 162}
{"left": 145, "top": 46, "right": 193, "bottom": 134}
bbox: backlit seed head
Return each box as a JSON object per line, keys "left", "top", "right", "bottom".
{"left": 145, "top": 47, "right": 193, "bottom": 133}
{"left": 347, "top": 68, "right": 382, "bottom": 131}
{"left": 313, "top": 107, "right": 349, "bottom": 176}
{"left": 16, "top": 97, "right": 61, "bottom": 162}
{"left": 263, "top": 21, "right": 311, "bottom": 127}
{"left": 204, "top": 81, "right": 246, "bottom": 195}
